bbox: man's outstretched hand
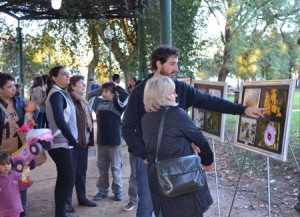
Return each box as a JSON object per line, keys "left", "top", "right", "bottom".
{"left": 244, "top": 107, "right": 265, "bottom": 119}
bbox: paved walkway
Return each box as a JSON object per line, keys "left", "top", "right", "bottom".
{"left": 26, "top": 144, "right": 137, "bottom": 217}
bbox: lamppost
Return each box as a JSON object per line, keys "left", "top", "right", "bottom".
{"left": 104, "top": 26, "right": 114, "bottom": 81}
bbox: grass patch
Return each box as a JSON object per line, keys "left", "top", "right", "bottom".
{"left": 293, "top": 89, "right": 299, "bottom": 110}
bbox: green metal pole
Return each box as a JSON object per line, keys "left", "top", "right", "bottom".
{"left": 108, "top": 39, "right": 112, "bottom": 81}
{"left": 160, "top": 0, "right": 172, "bottom": 45}
{"left": 16, "top": 26, "right": 24, "bottom": 97}
{"left": 138, "top": 0, "right": 147, "bottom": 80}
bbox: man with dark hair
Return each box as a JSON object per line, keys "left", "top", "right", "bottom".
{"left": 112, "top": 74, "right": 121, "bottom": 84}
{"left": 122, "top": 45, "right": 265, "bottom": 217}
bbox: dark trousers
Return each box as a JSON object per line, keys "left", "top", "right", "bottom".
{"left": 66, "top": 147, "right": 88, "bottom": 204}
{"left": 48, "top": 148, "right": 74, "bottom": 217}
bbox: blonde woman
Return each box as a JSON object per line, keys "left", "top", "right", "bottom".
{"left": 141, "top": 76, "right": 214, "bottom": 217}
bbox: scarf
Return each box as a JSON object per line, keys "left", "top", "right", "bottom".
{"left": 70, "top": 92, "right": 93, "bottom": 132}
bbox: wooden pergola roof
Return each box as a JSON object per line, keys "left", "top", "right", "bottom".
{"left": 0, "top": 0, "right": 139, "bottom": 20}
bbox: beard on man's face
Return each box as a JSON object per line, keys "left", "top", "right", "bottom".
{"left": 160, "top": 67, "right": 176, "bottom": 78}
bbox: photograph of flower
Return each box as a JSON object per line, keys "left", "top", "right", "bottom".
{"left": 238, "top": 117, "right": 257, "bottom": 145}
{"left": 193, "top": 108, "right": 204, "bottom": 129}
{"left": 192, "top": 81, "right": 227, "bottom": 142}
{"left": 234, "top": 80, "right": 295, "bottom": 162}
{"left": 258, "top": 120, "right": 281, "bottom": 153}
{"left": 243, "top": 88, "right": 261, "bottom": 107}
{"left": 264, "top": 89, "right": 288, "bottom": 117}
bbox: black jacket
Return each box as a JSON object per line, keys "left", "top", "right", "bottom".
{"left": 122, "top": 73, "right": 246, "bottom": 159}
{"left": 142, "top": 106, "right": 213, "bottom": 165}
{"left": 142, "top": 106, "right": 213, "bottom": 217}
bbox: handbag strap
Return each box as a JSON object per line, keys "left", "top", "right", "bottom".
{"left": 0, "top": 102, "right": 26, "bottom": 144}
{"left": 155, "top": 107, "right": 167, "bottom": 163}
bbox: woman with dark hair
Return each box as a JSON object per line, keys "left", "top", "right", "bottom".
{"left": 41, "top": 74, "right": 50, "bottom": 127}
{"left": 64, "top": 75, "right": 96, "bottom": 213}
{"left": 30, "top": 76, "right": 46, "bottom": 128}
{"left": 0, "top": 73, "right": 39, "bottom": 217}
{"left": 45, "top": 66, "right": 78, "bottom": 217}
{"left": 127, "top": 77, "right": 137, "bottom": 94}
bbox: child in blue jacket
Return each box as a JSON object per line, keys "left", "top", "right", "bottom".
{"left": 87, "top": 82, "right": 128, "bottom": 201}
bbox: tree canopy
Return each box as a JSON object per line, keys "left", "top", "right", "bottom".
{"left": 0, "top": 0, "right": 299, "bottom": 94}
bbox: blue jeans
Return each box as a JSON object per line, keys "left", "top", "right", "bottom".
{"left": 96, "top": 145, "right": 122, "bottom": 195}
{"left": 128, "top": 152, "right": 138, "bottom": 205}
{"left": 136, "top": 157, "right": 153, "bottom": 217}
{"left": 66, "top": 147, "right": 88, "bottom": 205}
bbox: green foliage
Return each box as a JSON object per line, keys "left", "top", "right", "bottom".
{"left": 1, "top": 0, "right": 299, "bottom": 87}
{"left": 0, "top": 17, "right": 18, "bottom": 76}
{"left": 203, "top": 0, "right": 300, "bottom": 81}
{"left": 172, "top": 0, "right": 203, "bottom": 77}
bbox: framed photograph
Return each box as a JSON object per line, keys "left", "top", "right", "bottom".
{"left": 234, "top": 80, "right": 296, "bottom": 162}
{"left": 192, "top": 80, "right": 228, "bottom": 142}
{"left": 177, "top": 77, "right": 192, "bottom": 85}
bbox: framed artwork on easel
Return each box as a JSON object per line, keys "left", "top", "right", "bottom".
{"left": 234, "top": 79, "right": 295, "bottom": 162}
{"left": 177, "top": 77, "right": 192, "bottom": 85}
{"left": 192, "top": 80, "right": 228, "bottom": 142}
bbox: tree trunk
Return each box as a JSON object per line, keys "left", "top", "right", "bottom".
{"left": 218, "top": 0, "right": 232, "bottom": 82}
{"left": 218, "top": 45, "right": 229, "bottom": 81}
{"left": 86, "top": 21, "right": 100, "bottom": 94}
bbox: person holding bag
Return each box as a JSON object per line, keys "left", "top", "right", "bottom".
{"left": 142, "top": 76, "right": 214, "bottom": 217}
{"left": 0, "top": 73, "right": 39, "bottom": 217}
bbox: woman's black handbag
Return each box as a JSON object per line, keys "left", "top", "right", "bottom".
{"left": 154, "top": 108, "right": 207, "bottom": 197}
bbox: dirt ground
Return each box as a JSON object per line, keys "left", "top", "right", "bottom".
{"left": 25, "top": 138, "right": 300, "bottom": 217}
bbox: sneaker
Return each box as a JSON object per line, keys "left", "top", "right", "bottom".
{"left": 123, "top": 201, "right": 135, "bottom": 211}
{"left": 93, "top": 193, "right": 108, "bottom": 201}
{"left": 64, "top": 213, "right": 75, "bottom": 217}
{"left": 113, "top": 192, "right": 123, "bottom": 201}
{"left": 65, "top": 204, "right": 76, "bottom": 213}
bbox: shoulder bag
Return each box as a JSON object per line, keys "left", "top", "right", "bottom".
{"left": 154, "top": 107, "right": 207, "bottom": 197}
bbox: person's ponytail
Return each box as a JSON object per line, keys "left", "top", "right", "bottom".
{"left": 46, "top": 66, "right": 65, "bottom": 96}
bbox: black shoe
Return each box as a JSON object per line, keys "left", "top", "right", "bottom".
{"left": 79, "top": 198, "right": 97, "bottom": 207}
{"left": 65, "top": 204, "right": 76, "bottom": 213}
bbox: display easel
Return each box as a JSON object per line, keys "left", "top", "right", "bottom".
{"left": 228, "top": 143, "right": 300, "bottom": 217}
{"left": 225, "top": 129, "right": 254, "bottom": 206}
{"left": 228, "top": 79, "right": 296, "bottom": 217}
{"left": 211, "top": 138, "right": 221, "bottom": 217}
{"left": 208, "top": 128, "right": 254, "bottom": 217}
